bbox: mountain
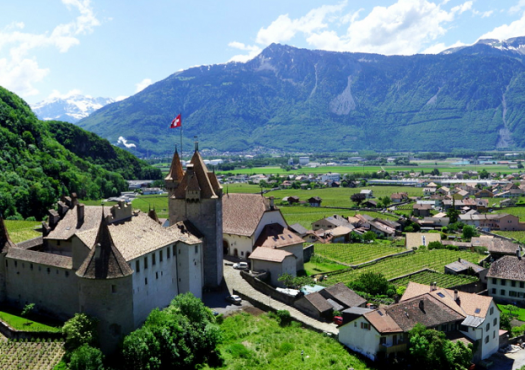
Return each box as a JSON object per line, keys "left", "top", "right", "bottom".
{"left": 78, "top": 38, "right": 525, "bottom": 155}
{"left": 32, "top": 94, "right": 114, "bottom": 123}
{"left": 442, "top": 37, "right": 525, "bottom": 58}
{"left": 0, "top": 86, "right": 161, "bottom": 219}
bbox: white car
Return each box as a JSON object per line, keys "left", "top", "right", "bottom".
{"left": 225, "top": 295, "right": 242, "bottom": 305}
{"left": 233, "top": 262, "right": 248, "bottom": 270}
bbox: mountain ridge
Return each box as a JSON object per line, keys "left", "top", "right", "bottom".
{"left": 78, "top": 38, "right": 525, "bottom": 155}
{"left": 32, "top": 95, "right": 115, "bottom": 123}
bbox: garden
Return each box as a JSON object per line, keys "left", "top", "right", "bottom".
{"left": 4, "top": 221, "right": 40, "bottom": 244}
{"left": 0, "top": 339, "right": 65, "bottom": 370}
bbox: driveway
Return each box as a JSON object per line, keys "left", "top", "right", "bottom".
{"left": 490, "top": 348, "right": 525, "bottom": 370}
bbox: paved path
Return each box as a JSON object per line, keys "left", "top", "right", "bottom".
{"left": 223, "top": 261, "right": 339, "bottom": 336}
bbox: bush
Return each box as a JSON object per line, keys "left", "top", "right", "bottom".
{"left": 62, "top": 313, "right": 98, "bottom": 353}
{"left": 69, "top": 344, "right": 104, "bottom": 370}
{"left": 275, "top": 310, "right": 292, "bottom": 326}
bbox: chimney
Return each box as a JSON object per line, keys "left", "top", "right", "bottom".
{"left": 269, "top": 197, "right": 275, "bottom": 210}
{"left": 76, "top": 204, "right": 85, "bottom": 228}
{"left": 517, "top": 248, "right": 522, "bottom": 260}
{"left": 454, "top": 289, "right": 458, "bottom": 301}
{"left": 71, "top": 193, "right": 78, "bottom": 209}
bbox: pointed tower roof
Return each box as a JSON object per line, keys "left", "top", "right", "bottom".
{"left": 0, "top": 215, "right": 15, "bottom": 253}
{"left": 76, "top": 209, "right": 132, "bottom": 279}
{"left": 165, "top": 147, "right": 184, "bottom": 182}
{"left": 173, "top": 149, "right": 218, "bottom": 199}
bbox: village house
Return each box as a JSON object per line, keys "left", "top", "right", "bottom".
{"left": 471, "top": 236, "right": 521, "bottom": 259}
{"left": 311, "top": 215, "right": 353, "bottom": 231}
{"left": 360, "top": 189, "right": 374, "bottom": 199}
{"left": 445, "top": 258, "right": 488, "bottom": 283}
{"left": 249, "top": 247, "right": 297, "bottom": 287}
{"left": 460, "top": 213, "right": 525, "bottom": 232}
{"left": 413, "top": 204, "right": 432, "bottom": 217}
{"left": 308, "top": 196, "right": 322, "bottom": 207}
{"left": 390, "top": 192, "right": 409, "bottom": 203}
{"left": 487, "top": 254, "right": 525, "bottom": 304}
{"left": 338, "top": 282, "right": 500, "bottom": 363}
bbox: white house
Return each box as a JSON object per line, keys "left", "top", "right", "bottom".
{"left": 249, "top": 247, "right": 296, "bottom": 287}
{"left": 339, "top": 282, "right": 500, "bottom": 363}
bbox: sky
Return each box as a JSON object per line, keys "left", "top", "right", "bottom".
{"left": 1, "top": 0, "right": 525, "bottom": 105}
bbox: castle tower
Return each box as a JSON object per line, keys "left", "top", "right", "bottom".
{"left": 0, "top": 216, "right": 15, "bottom": 302}
{"left": 76, "top": 210, "right": 134, "bottom": 353}
{"left": 166, "top": 142, "right": 223, "bottom": 287}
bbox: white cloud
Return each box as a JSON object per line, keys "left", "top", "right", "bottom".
{"left": 421, "top": 40, "right": 467, "bottom": 54}
{"left": 228, "top": 0, "right": 475, "bottom": 60}
{"left": 228, "top": 42, "right": 262, "bottom": 62}
{"left": 0, "top": 0, "right": 100, "bottom": 97}
{"left": 47, "top": 88, "right": 84, "bottom": 100}
{"left": 479, "top": 11, "right": 525, "bottom": 40}
{"left": 135, "top": 78, "right": 152, "bottom": 93}
{"left": 115, "top": 95, "right": 128, "bottom": 102}
{"left": 510, "top": 0, "right": 525, "bottom": 14}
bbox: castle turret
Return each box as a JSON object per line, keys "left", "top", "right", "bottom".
{"left": 164, "top": 147, "right": 184, "bottom": 192}
{"left": 168, "top": 141, "right": 223, "bottom": 287}
{"left": 76, "top": 210, "right": 133, "bottom": 353}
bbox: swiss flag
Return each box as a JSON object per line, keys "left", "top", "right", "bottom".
{"left": 170, "top": 114, "right": 181, "bottom": 128}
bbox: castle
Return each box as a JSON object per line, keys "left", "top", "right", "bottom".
{"left": 0, "top": 145, "right": 223, "bottom": 352}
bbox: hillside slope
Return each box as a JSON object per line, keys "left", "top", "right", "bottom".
{"left": 79, "top": 40, "right": 525, "bottom": 155}
{"left": 0, "top": 87, "right": 161, "bottom": 219}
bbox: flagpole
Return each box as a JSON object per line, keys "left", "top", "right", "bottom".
{"left": 180, "top": 119, "right": 183, "bottom": 160}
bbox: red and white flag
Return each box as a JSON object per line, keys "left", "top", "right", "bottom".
{"left": 170, "top": 114, "right": 181, "bottom": 128}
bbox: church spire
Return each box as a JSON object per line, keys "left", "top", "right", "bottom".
{"left": 76, "top": 208, "right": 132, "bottom": 279}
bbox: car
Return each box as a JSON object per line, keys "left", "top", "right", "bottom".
{"left": 233, "top": 262, "right": 248, "bottom": 270}
{"left": 225, "top": 295, "right": 242, "bottom": 305}
{"left": 333, "top": 316, "right": 343, "bottom": 325}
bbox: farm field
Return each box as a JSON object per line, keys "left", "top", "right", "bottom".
{"left": 4, "top": 221, "right": 40, "bottom": 244}
{"left": 132, "top": 195, "right": 169, "bottom": 219}
{"left": 324, "top": 249, "right": 484, "bottom": 284}
{"left": 391, "top": 271, "right": 479, "bottom": 289}
{"left": 314, "top": 243, "right": 403, "bottom": 266}
{"left": 0, "top": 340, "right": 64, "bottom": 370}
{"left": 202, "top": 310, "right": 372, "bottom": 370}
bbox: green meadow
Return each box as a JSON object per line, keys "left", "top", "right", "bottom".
{"left": 4, "top": 221, "right": 40, "bottom": 244}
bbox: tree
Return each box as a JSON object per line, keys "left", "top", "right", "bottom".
{"left": 408, "top": 323, "right": 472, "bottom": 370}
{"left": 278, "top": 274, "right": 313, "bottom": 289}
{"left": 363, "top": 231, "right": 377, "bottom": 242}
{"left": 447, "top": 202, "right": 459, "bottom": 224}
{"left": 69, "top": 344, "right": 104, "bottom": 370}
{"left": 348, "top": 272, "right": 392, "bottom": 296}
{"left": 462, "top": 225, "right": 478, "bottom": 240}
{"left": 427, "top": 241, "right": 444, "bottom": 250}
{"left": 500, "top": 305, "right": 519, "bottom": 332}
{"left": 350, "top": 193, "right": 366, "bottom": 206}
{"left": 382, "top": 196, "right": 391, "bottom": 208}
{"left": 479, "top": 169, "right": 489, "bottom": 179}
{"left": 62, "top": 313, "right": 99, "bottom": 353}
{"left": 431, "top": 168, "right": 440, "bottom": 176}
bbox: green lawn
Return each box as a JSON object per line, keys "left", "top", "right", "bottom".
{"left": 4, "top": 221, "right": 40, "bottom": 244}
{"left": 0, "top": 308, "right": 61, "bottom": 333}
{"left": 132, "top": 195, "right": 169, "bottom": 219}
{"left": 304, "top": 256, "right": 347, "bottom": 276}
{"left": 203, "top": 311, "right": 373, "bottom": 370}
{"left": 498, "top": 304, "right": 525, "bottom": 321}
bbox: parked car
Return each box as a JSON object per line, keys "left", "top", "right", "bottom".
{"left": 225, "top": 295, "right": 242, "bottom": 305}
{"left": 333, "top": 316, "right": 343, "bottom": 326}
{"left": 233, "top": 262, "right": 248, "bottom": 270}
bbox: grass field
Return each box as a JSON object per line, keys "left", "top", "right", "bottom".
{"left": 203, "top": 311, "right": 372, "bottom": 370}
{"left": 314, "top": 243, "right": 403, "bottom": 266}
{"left": 0, "top": 340, "right": 64, "bottom": 370}
{"left": 498, "top": 304, "right": 525, "bottom": 321}
{"left": 304, "top": 256, "right": 347, "bottom": 276}
{"left": 0, "top": 307, "right": 61, "bottom": 333}
{"left": 324, "top": 249, "right": 484, "bottom": 284}
{"left": 132, "top": 195, "right": 170, "bottom": 219}
{"left": 4, "top": 221, "right": 40, "bottom": 244}
{"left": 391, "top": 271, "right": 479, "bottom": 289}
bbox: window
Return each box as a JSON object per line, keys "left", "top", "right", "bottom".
{"left": 136, "top": 260, "right": 140, "bottom": 273}
{"left": 492, "top": 288, "right": 496, "bottom": 294}
{"left": 145, "top": 278, "right": 148, "bottom": 285}
{"left": 160, "top": 250, "right": 163, "bottom": 262}
{"left": 167, "top": 247, "right": 171, "bottom": 259}
{"left": 195, "top": 245, "right": 198, "bottom": 254}
{"left": 172, "top": 245, "right": 176, "bottom": 256}
{"left": 47, "top": 268, "right": 50, "bottom": 274}
{"left": 521, "top": 282, "right": 525, "bottom": 289}
{"left": 492, "top": 278, "right": 497, "bottom": 284}
{"left": 510, "top": 291, "right": 518, "bottom": 297}
{"left": 494, "top": 318, "right": 498, "bottom": 326}
{"left": 361, "top": 322, "right": 370, "bottom": 330}
{"left": 65, "top": 271, "right": 69, "bottom": 277}
{"left": 156, "top": 272, "right": 158, "bottom": 280}
{"left": 490, "top": 307, "right": 494, "bottom": 315}
{"left": 111, "top": 285, "right": 116, "bottom": 293}
{"left": 501, "top": 289, "right": 506, "bottom": 296}
{"left": 501, "top": 279, "right": 506, "bottom": 286}
{"left": 380, "top": 337, "right": 386, "bottom": 345}
{"left": 486, "top": 323, "right": 490, "bottom": 331}
{"left": 144, "top": 256, "right": 148, "bottom": 269}
{"left": 152, "top": 253, "right": 156, "bottom": 266}
{"left": 493, "top": 331, "right": 496, "bottom": 339}
{"left": 30, "top": 264, "right": 33, "bottom": 270}
{"left": 512, "top": 281, "right": 516, "bottom": 287}
{"left": 485, "top": 335, "right": 489, "bottom": 344}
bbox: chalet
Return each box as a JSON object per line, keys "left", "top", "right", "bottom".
{"left": 339, "top": 282, "right": 500, "bottom": 362}
{"left": 423, "top": 187, "right": 437, "bottom": 195}
{"left": 308, "top": 196, "right": 322, "bottom": 207}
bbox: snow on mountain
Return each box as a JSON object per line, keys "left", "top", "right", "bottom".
{"left": 31, "top": 95, "right": 115, "bottom": 123}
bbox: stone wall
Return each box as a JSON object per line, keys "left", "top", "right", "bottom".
{"left": 240, "top": 271, "right": 300, "bottom": 306}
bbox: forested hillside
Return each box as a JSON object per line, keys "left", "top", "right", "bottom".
{"left": 0, "top": 87, "right": 161, "bottom": 219}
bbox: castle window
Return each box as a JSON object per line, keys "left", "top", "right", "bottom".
{"left": 5, "top": 260, "right": 7, "bottom": 267}
{"left": 136, "top": 260, "right": 140, "bottom": 273}
{"left": 145, "top": 278, "right": 148, "bottom": 285}
{"left": 167, "top": 247, "right": 170, "bottom": 259}
{"left": 160, "top": 250, "right": 163, "bottom": 262}
{"left": 173, "top": 245, "right": 176, "bottom": 256}
{"left": 111, "top": 285, "right": 116, "bottom": 293}
{"left": 144, "top": 256, "right": 148, "bottom": 269}
{"left": 156, "top": 272, "right": 158, "bottom": 280}
{"left": 152, "top": 253, "right": 156, "bottom": 266}
{"left": 14, "top": 261, "right": 17, "bottom": 268}
{"left": 195, "top": 245, "right": 198, "bottom": 254}
{"left": 65, "top": 271, "right": 69, "bottom": 277}
{"left": 57, "top": 240, "right": 61, "bottom": 246}
{"left": 30, "top": 264, "right": 33, "bottom": 270}
{"left": 47, "top": 268, "right": 50, "bottom": 274}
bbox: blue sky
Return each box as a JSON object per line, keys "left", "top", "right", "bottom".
{"left": 1, "top": 0, "right": 524, "bottom": 104}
